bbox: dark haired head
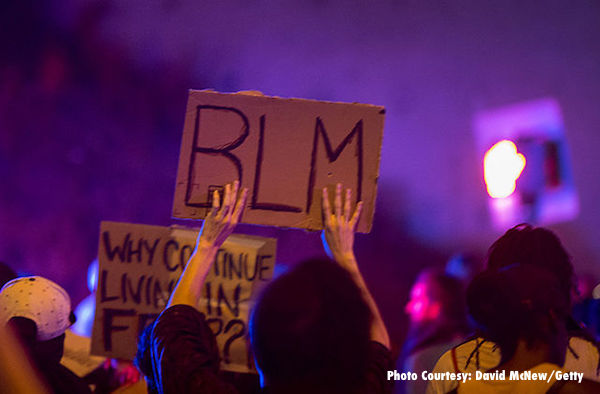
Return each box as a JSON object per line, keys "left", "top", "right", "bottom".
{"left": 7, "top": 316, "right": 66, "bottom": 364}
{"left": 250, "top": 258, "right": 371, "bottom": 394}
{"left": 487, "top": 224, "right": 574, "bottom": 305}
{"left": 467, "top": 264, "right": 569, "bottom": 364}
{"left": 135, "top": 322, "right": 157, "bottom": 394}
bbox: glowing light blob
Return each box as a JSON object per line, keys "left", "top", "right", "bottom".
{"left": 484, "top": 140, "right": 526, "bottom": 198}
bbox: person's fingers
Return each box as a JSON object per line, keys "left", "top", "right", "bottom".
{"left": 226, "top": 182, "right": 233, "bottom": 209}
{"left": 219, "top": 183, "right": 232, "bottom": 219}
{"left": 209, "top": 189, "right": 220, "bottom": 218}
{"left": 344, "top": 188, "right": 351, "bottom": 222}
{"left": 322, "top": 187, "right": 332, "bottom": 219}
{"left": 232, "top": 180, "right": 239, "bottom": 201}
{"left": 335, "top": 183, "right": 342, "bottom": 219}
{"left": 226, "top": 180, "right": 240, "bottom": 221}
{"left": 232, "top": 187, "right": 248, "bottom": 224}
{"left": 350, "top": 201, "right": 363, "bottom": 230}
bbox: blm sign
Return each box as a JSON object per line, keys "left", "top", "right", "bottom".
{"left": 172, "top": 90, "right": 385, "bottom": 233}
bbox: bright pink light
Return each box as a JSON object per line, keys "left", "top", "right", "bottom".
{"left": 405, "top": 283, "right": 426, "bottom": 320}
{"left": 484, "top": 140, "right": 526, "bottom": 198}
{"left": 406, "top": 282, "right": 440, "bottom": 322}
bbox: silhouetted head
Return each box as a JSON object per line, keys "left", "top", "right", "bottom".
{"left": 135, "top": 322, "right": 157, "bottom": 394}
{"left": 0, "top": 276, "right": 75, "bottom": 364}
{"left": 250, "top": 258, "right": 371, "bottom": 394}
{"left": 467, "top": 264, "right": 569, "bottom": 365}
{"left": 486, "top": 224, "right": 574, "bottom": 305}
{"left": 7, "top": 316, "right": 67, "bottom": 364}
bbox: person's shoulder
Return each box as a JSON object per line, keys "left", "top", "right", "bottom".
{"left": 453, "top": 336, "right": 487, "bottom": 352}
{"left": 568, "top": 335, "right": 599, "bottom": 353}
{"left": 370, "top": 340, "right": 391, "bottom": 354}
{"left": 364, "top": 341, "right": 394, "bottom": 393}
{"left": 425, "top": 340, "right": 482, "bottom": 394}
{"left": 565, "top": 336, "right": 600, "bottom": 381}
{"left": 44, "top": 362, "right": 93, "bottom": 394}
{"left": 367, "top": 340, "right": 393, "bottom": 368}
{"left": 429, "top": 338, "right": 478, "bottom": 375}
{"left": 158, "top": 304, "right": 204, "bottom": 318}
{"left": 432, "top": 337, "right": 499, "bottom": 372}
{"left": 409, "top": 339, "right": 464, "bottom": 374}
{"left": 153, "top": 304, "right": 207, "bottom": 331}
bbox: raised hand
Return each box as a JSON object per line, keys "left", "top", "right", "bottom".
{"left": 320, "top": 183, "right": 390, "bottom": 348}
{"left": 168, "top": 180, "right": 247, "bottom": 308}
{"left": 321, "top": 183, "right": 363, "bottom": 266}
{"left": 197, "top": 180, "right": 248, "bottom": 250}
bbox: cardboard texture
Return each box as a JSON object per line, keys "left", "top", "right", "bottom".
{"left": 172, "top": 90, "right": 385, "bottom": 233}
{"left": 61, "top": 330, "right": 106, "bottom": 377}
{"left": 91, "top": 221, "right": 277, "bottom": 374}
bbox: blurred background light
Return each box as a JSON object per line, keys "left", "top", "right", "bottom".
{"left": 483, "top": 140, "right": 526, "bottom": 199}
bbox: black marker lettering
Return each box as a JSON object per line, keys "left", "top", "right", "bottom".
{"left": 185, "top": 105, "right": 249, "bottom": 207}
{"left": 228, "top": 252, "right": 244, "bottom": 280}
{"left": 103, "top": 232, "right": 129, "bottom": 262}
{"left": 137, "top": 313, "right": 158, "bottom": 338}
{"left": 99, "top": 270, "right": 119, "bottom": 303}
{"left": 222, "top": 319, "right": 245, "bottom": 364}
{"left": 258, "top": 255, "right": 273, "bottom": 281}
{"left": 206, "top": 317, "right": 223, "bottom": 336}
{"left": 180, "top": 244, "right": 194, "bottom": 270}
{"left": 205, "top": 281, "right": 212, "bottom": 315}
{"left": 163, "top": 240, "right": 179, "bottom": 272}
{"left": 244, "top": 254, "right": 259, "bottom": 281}
{"left": 102, "top": 308, "right": 135, "bottom": 351}
{"left": 125, "top": 275, "right": 145, "bottom": 305}
{"left": 217, "top": 284, "right": 241, "bottom": 317}
{"left": 251, "top": 115, "right": 302, "bottom": 212}
{"left": 142, "top": 239, "right": 160, "bottom": 266}
{"left": 306, "top": 118, "right": 363, "bottom": 213}
{"left": 127, "top": 239, "right": 142, "bottom": 263}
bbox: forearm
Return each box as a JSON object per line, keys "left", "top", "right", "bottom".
{"left": 166, "top": 182, "right": 247, "bottom": 309}
{"left": 338, "top": 254, "right": 391, "bottom": 349}
{"left": 167, "top": 241, "right": 218, "bottom": 308}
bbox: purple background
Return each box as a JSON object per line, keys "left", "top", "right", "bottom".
{"left": 2, "top": 0, "right": 600, "bottom": 353}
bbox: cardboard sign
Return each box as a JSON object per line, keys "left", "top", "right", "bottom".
{"left": 61, "top": 330, "right": 106, "bottom": 377}
{"left": 91, "top": 221, "right": 277, "bottom": 374}
{"left": 473, "top": 98, "right": 578, "bottom": 228}
{"left": 172, "top": 90, "right": 385, "bottom": 233}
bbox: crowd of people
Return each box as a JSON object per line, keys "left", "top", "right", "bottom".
{"left": 2, "top": 182, "right": 600, "bottom": 393}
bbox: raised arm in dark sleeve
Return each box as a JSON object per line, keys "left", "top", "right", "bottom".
{"left": 151, "top": 304, "right": 237, "bottom": 394}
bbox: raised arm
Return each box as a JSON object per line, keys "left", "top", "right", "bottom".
{"left": 321, "top": 184, "right": 390, "bottom": 349}
{"left": 168, "top": 181, "right": 248, "bottom": 308}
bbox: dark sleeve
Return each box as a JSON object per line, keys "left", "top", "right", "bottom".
{"left": 150, "top": 304, "right": 237, "bottom": 394}
{"left": 44, "top": 363, "right": 93, "bottom": 394}
{"left": 364, "top": 341, "right": 394, "bottom": 394}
